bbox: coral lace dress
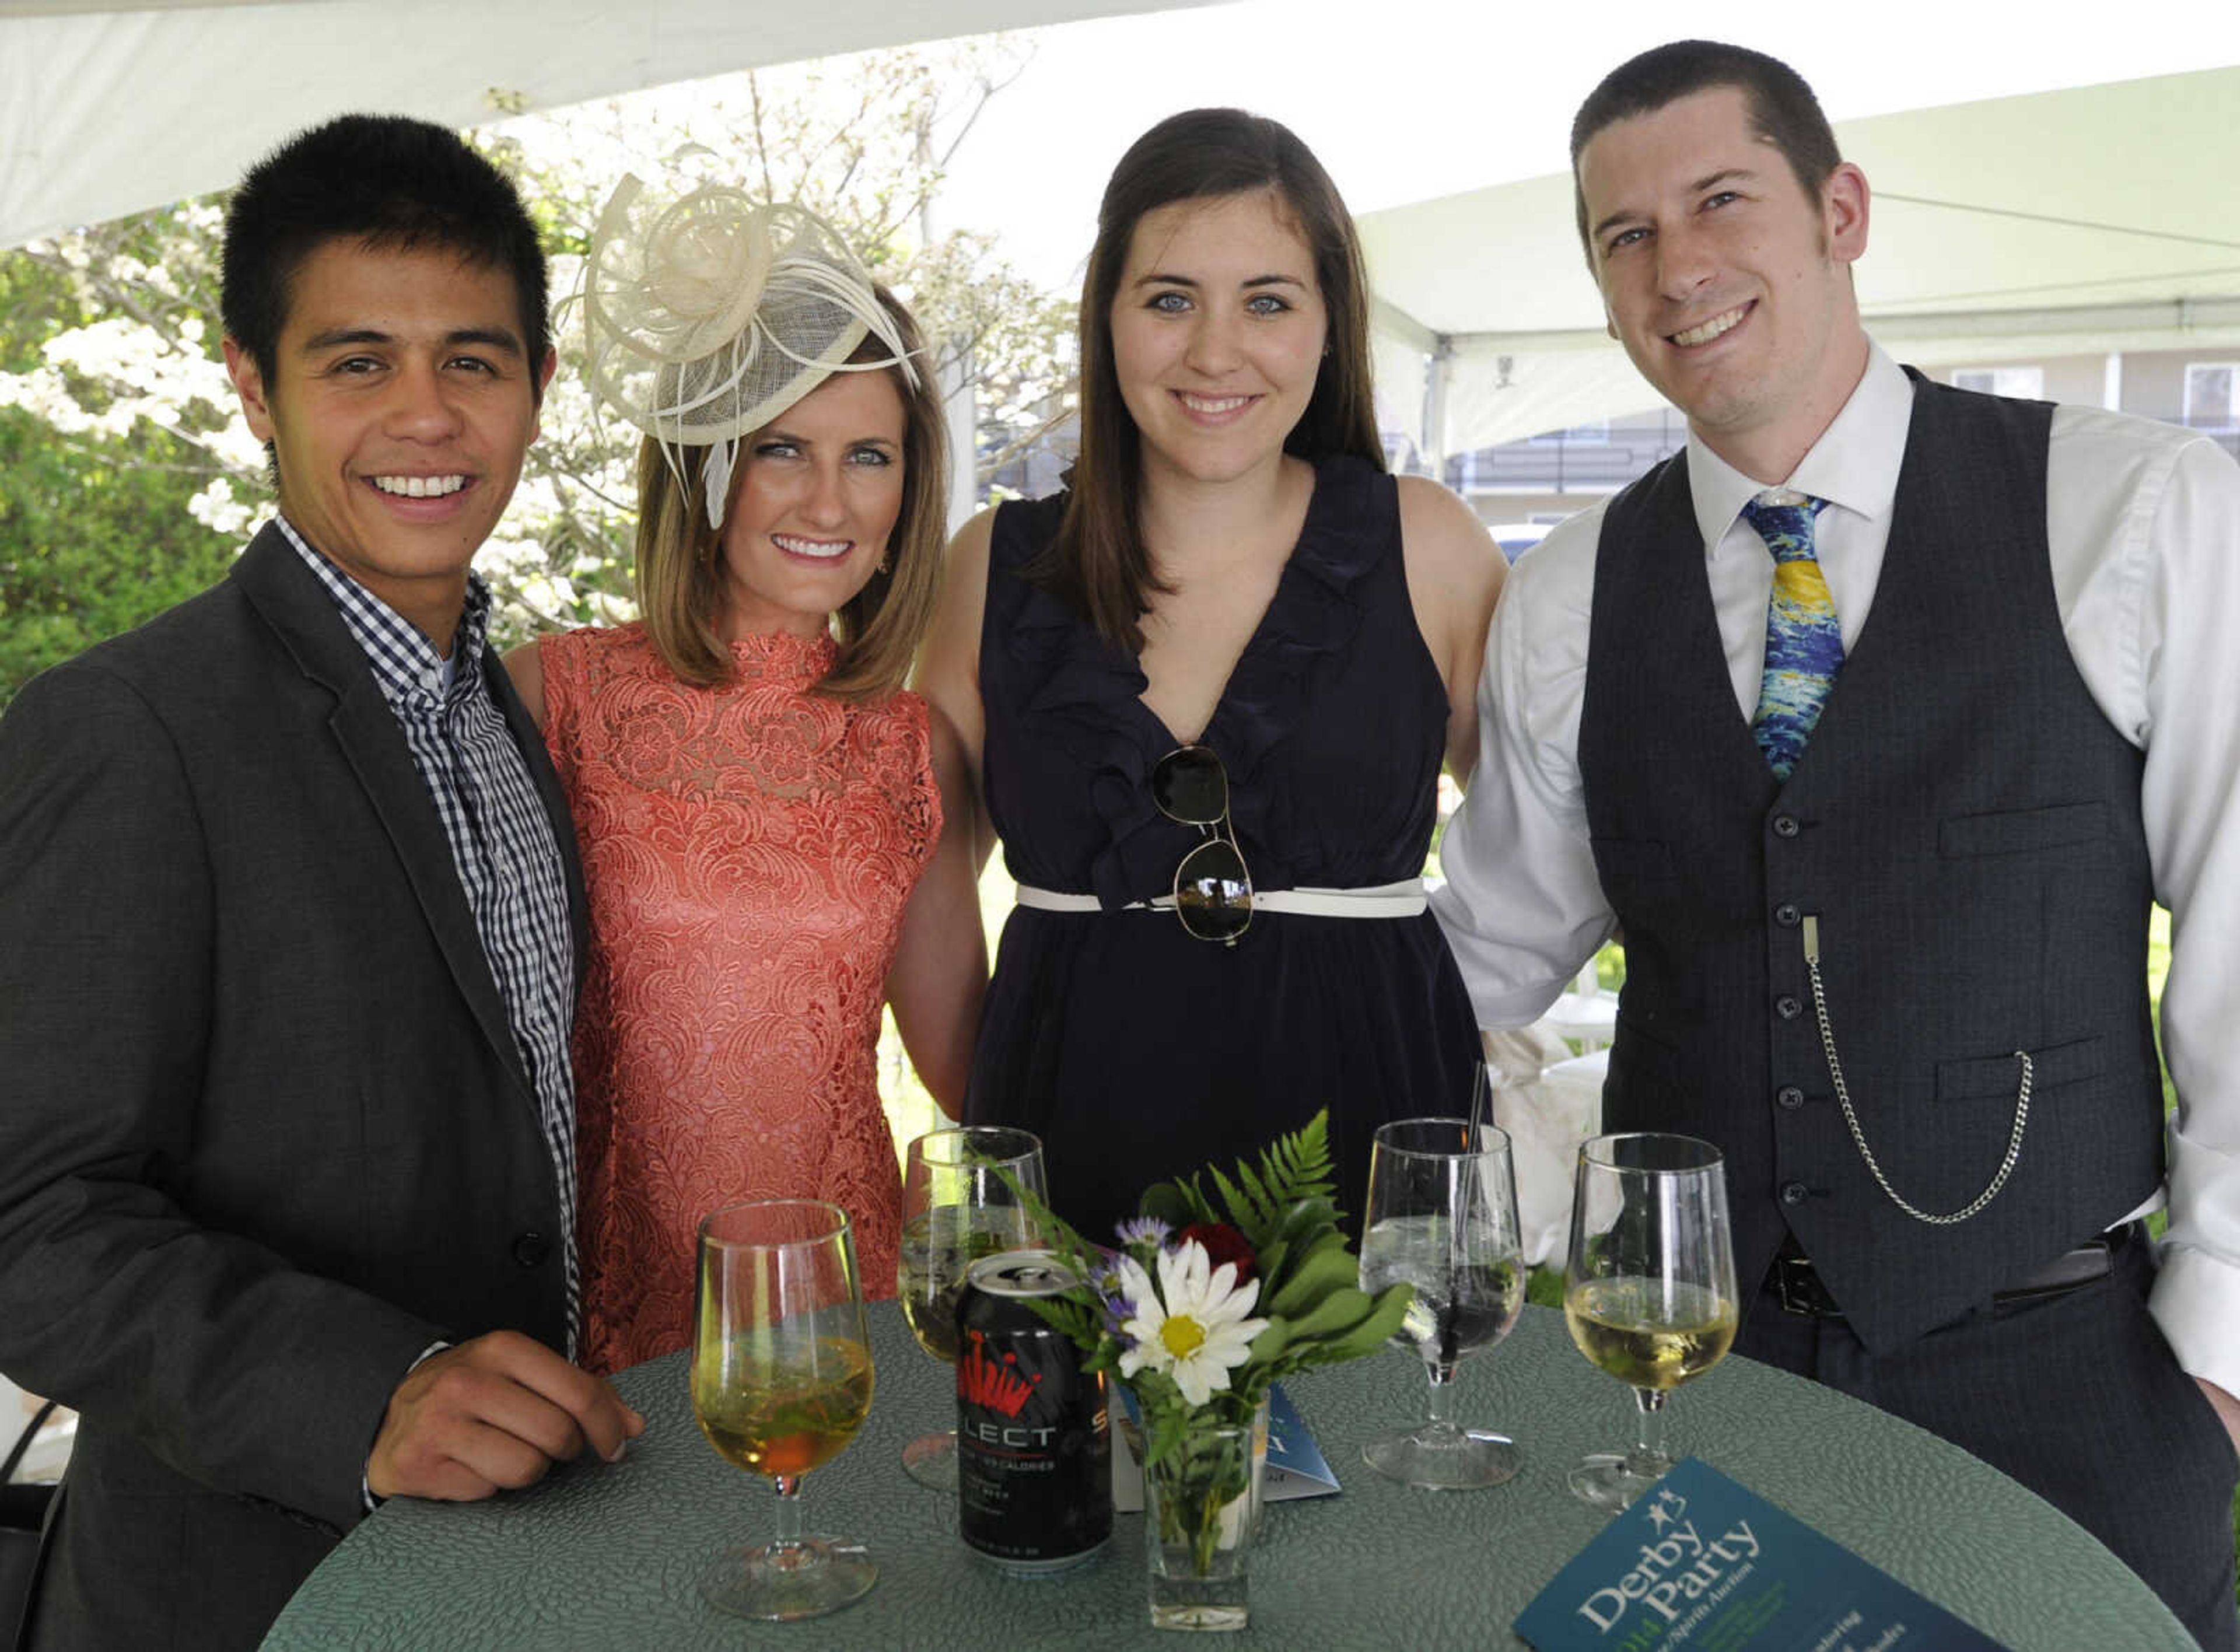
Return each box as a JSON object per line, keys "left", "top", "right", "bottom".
{"left": 538, "top": 624, "right": 940, "bottom": 1374}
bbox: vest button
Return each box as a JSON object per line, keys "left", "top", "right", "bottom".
{"left": 1775, "top": 994, "right": 1803, "bottom": 1020}
{"left": 1780, "top": 1181, "right": 1810, "bottom": 1206}
{"left": 1776, "top": 1085, "right": 1805, "bottom": 1111}
{"left": 1774, "top": 902, "right": 1801, "bottom": 927}
{"left": 512, "top": 1231, "right": 551, "bottom": 1269}
{"left": 1772, "top": 814, "right": 1801, "bottom": 839}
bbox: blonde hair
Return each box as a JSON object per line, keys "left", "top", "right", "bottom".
{"left": 632, "top": 288, "right": 948, "bottom": 703}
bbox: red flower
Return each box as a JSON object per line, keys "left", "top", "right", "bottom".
{"left": 1178, "top": 1222, "right": 1256, "bottom": 1286}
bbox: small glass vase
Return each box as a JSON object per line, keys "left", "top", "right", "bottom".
{"left": 1142, "top": 1405, "right": 1268, "bottom": 1632}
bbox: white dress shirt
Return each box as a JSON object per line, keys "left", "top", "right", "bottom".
{"left": 1432, "top": 344, "right": 2240, "bottom": 1395}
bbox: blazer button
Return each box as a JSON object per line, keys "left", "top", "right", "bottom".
{"left": 1780, "top": 1181, "right": 1810, "bottom": 1206}
{"left": 1774, "top": 902, "right": 1801, "bottom": 928}
{"left": 1772, "top": 814, "right": 1801, "bottom": 839}
{"left": 1775, "top": 994, "right": 1803, "bottom": 1020}
{"left": 1776, "top": 1086, "right": 1805, "bottom": 1111}
{"left": 512, "top": 1231, "right": 551, "bottom": 1269}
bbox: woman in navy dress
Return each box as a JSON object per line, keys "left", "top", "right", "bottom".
{"left": 919, "top": 109, "right": 1504, "bottom": 1240}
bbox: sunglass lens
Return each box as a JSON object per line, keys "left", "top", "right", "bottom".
{"left": 1151, "top": 745, "right": 1228, "bottom": 826}
{"left": 1174, "top": 838, "right": 1252, "bottom": 943}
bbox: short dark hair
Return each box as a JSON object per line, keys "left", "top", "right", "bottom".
{"left": 1042, "top": 107, "right": 1381, "bottom": 651}
{"left": 222, "top": 113, "right": 550, "bottom": 388}
{"left": 1570, "top": 41, "right": 1841, "bottom": 257}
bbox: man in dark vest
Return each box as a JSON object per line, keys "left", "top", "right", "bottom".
{"left": 1433, "top": 39, "right": 2240, "bottom": 1648}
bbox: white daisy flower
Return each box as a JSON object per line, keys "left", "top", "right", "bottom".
{"left": 1115, "top": 1239, "right": 1269, "bottom": 1407}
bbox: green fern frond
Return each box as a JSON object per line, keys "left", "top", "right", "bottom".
{"left": 1256, "top": 1111, "right": 1336, "bottom": 1208}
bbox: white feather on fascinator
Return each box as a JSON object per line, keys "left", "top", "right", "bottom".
{"left": 580, "top": 174, "right": 919, "bottom": 530}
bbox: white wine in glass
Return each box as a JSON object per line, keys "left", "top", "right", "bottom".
{"left": 896, "top": 1126, "right": 1045, "bottom": 1489}
{"left": 1563, "top": 1133, "right": 1738, "bottom": 1511}
{"left": 1357, "top": 1116, "right": 1526, "bottom": 1489}
{"left": 693, "top": 1198, "right": 876, "bottom": 1620}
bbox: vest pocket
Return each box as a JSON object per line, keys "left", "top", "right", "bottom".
{"left": 1935, "top": 1034, "right": 2105, "bottom": 1101}
{"left": 1937, "top": 802, "right": 2108, "bottom": 858}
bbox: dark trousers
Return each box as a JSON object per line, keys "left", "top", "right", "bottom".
{"left": 1738, "top": 1228, "right": 2238, "bottom": 1651}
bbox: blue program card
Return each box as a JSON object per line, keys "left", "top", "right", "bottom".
{"left": 1111, "top": 1382, "right": 1339, "bottom": 1510}
{"left": 1514, "top": 1458, "right": 2010, "bottom": 1652}
{"left": 1261, "top": 1381, "right": 1339, "bottom": 1497}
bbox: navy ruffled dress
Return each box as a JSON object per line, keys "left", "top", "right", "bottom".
{"left": 964, "top": 454, "right": 1482, "bottom": 1243}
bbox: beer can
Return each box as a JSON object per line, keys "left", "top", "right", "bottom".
{"left": 956, "top": 1249, "right": 1112, "bottom": 1573}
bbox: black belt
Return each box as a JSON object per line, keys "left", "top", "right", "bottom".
{"left": 1770, "top": 1223, "right": 2138, "bottom": 1320}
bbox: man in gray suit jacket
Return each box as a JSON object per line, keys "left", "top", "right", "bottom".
{"left": 0, "top": 116, "right": 640, "bottom": 1650}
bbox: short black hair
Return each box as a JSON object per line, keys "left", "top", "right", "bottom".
{"left": 221, "top": 113, "right": 550, "bottom": 388}
{"left": 1570, "top": 40, "right": 1841, "bottom": 258}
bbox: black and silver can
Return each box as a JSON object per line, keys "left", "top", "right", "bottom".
{"left": 956, "top": 1249, "right": 1112, "bottom": 1573}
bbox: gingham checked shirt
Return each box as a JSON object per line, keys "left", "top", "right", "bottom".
{"left": 276, "top": 517, "right": 580, "bottom": 1352}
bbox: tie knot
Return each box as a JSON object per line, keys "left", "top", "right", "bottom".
{"left": 1742, "top": 492, "right": 1827, "bottom": 563}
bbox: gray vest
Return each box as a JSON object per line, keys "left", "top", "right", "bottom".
{"left": 1579, "top": 372, "right": 2164, "bottom": 1352}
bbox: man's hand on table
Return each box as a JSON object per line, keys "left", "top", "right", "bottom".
{"left": 2197, "top": 1377, "right": 2240, "bottom": 1452}
{"left": 368, "top": 1330, "right": 645, "bottom": 1502}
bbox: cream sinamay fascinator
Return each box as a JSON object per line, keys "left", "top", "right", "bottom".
{"left": 580, "top": 173, "right": 921, "bottom": 531}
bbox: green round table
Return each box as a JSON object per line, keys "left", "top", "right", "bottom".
{"left": 262, "top": 1304, "right": 2194, "bottom": 1650}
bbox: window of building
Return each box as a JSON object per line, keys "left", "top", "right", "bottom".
{"left": 1951, "top": 367, "right": 2043, "bottom": 398}
{"left": 2184, "top": 364, "right": 2238, "bottom": 430}
{"left": 1528, "top": 418, "right": 1611, "bottom": 446}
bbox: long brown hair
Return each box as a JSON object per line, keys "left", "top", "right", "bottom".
{"left": 633, "top": 288, "right": 948, "bottom": 702}
{"left": 1040, "top": 108, "right": 1383, "bottom": 652}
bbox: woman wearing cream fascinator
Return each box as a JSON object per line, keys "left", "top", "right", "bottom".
{"left": 507, "top": 175, "right": 985, "bottom": 1375}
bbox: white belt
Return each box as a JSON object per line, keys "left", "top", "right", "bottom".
{"left": 1012, "top": 878, "right": 1427, "bottom": 919}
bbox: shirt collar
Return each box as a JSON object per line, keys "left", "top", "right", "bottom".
{"left": 1685, "top": 341, "right": 1912, "bottom": 560}
{"left": 274, "top": 514, "right": 491, "bottom": 703}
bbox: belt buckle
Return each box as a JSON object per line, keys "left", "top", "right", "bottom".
{"left": 1773, "top": 1254, "right": 1838, "bottom": 1318}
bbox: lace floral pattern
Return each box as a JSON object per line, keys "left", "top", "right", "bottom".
{"left": 540, "top": 624, "right": 939, "bottom": 1374}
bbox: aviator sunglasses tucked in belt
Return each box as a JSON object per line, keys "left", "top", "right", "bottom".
{"left": 1009, "top": 742, "right": 1430, "bottom": 942}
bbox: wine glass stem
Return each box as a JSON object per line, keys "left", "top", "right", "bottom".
{"left": 1628, "top": 1386, "right": 1670, "bottom": 1476}
{"left": 1423, "top": 1360, "right": 1463, "bottom": 1440}
{"left": 771, "top": 1473, "right": 806, "bottom": 1560}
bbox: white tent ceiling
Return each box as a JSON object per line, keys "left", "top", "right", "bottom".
{"left": 0, "top": 0, "right": 1212, "bottom": 250}
{"left": 7, "top": 2, "right": 2239, "bottom": 464}
{"left": 1360, "top": 62, "right": 2240, "bottom": 459}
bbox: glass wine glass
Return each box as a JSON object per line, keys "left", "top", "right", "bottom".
{"left": 896, "top": 1125, "right": 1045, "bottom": 1490}
{"left": 1357, "top": 1116, "right": 1527, "bottom": 1488}
{"left": 692, "top": 1198, "right": 877, "bottom": 1620}
{"left": 1563, "top": 1132, "right": 1740, "bottom": 1511}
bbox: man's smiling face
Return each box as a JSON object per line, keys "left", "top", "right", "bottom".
{"left": 225, "top": 236, "right": 552, "bottom": 646}
{"left": 1577, "top": 85, "right": 1869, "bottom": 480}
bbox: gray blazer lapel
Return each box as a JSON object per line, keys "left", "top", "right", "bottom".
{"left": 230, "top": 526, "right": 538, "bottom": 1104}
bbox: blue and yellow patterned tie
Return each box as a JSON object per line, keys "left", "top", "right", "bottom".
{"left": 1744, "top": 492, "right": 1840, "bottom": 782}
